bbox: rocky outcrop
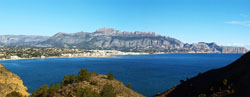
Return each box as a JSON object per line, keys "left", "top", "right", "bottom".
{"left": 155, "top": 52, "right": 250, "bottom": 97}
{"left": 0, "top": 64, "right": 29, "bottom": 97}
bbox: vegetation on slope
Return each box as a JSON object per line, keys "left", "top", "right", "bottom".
{"left": 155, "top": 52, "right": 250, "bottom": 97}
{"left": 32, "top": 69, "right": 144, "bottom": 97}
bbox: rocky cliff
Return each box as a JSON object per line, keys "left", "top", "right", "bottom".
{"left": 155, "top": 52, "right": 250, "bottom": 97}
{"left": 0, "top": 64, "right": 29, "bottom": 97}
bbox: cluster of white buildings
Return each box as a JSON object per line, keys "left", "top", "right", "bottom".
{"left": 61, "top": 50, "right": 148, "bottom": 57}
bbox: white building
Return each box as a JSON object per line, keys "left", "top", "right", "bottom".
{"left": 10, "top": 56, "right": 20, "bottom": 59}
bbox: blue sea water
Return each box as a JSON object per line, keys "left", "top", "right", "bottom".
{"left": 0, "top": 53, "right": 243, "bottom": 97}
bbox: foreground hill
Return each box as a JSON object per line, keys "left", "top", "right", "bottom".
{"left": 155, "top": 52, "right": 250, "bottom": 97}
{"left": 0, "top": 64, "right": 29, "bottom": 97}
{"left": 0, "top": 28, "right": 248, "bottom": 53}
{"left": 32, "top": 69, "right": 144, "bottom": 97}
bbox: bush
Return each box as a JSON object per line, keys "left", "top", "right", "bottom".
{"left": 77, "top": 69, "right": 91, "bottom": 82}
{"left": 127, "top": 83, "right": 132, "bottom": 89}
{"left": 76, "top": 87, "right": 100, "bottom": 97}
{"left": 48, "top": 83, "right": 60, "bottom": 96}
{"left": 32, "top": 85, "right": 49, "bottom": 97}
{"left": 6, "top": 91, "right": 22, "bottom": 97}
{"left": 198, "top": 93, "right": 206, "bottom": 97}
{"left": 107, "top": 72, "right": 114, "bottom": 80}
{"left": 101, "top": 84, "right": 116, "bottom": 97}
{"left": 62, "top": 74, "right": 75, "bottom": 86}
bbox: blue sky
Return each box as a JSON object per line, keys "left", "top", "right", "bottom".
{"left": 0, "top": 0, "right": 249, "bottom": 48}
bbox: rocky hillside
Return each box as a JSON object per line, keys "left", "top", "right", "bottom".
{"left": 0, "top": 35, "right": 49, "bottom": 46}
{"left": 155, "top": 52, "right": 250, "bottom": 97}
{"left": 41, "top": 28, "right": 248, "bottom": 53}
{"left": 32, "top": 69, "right": 144, "bottom": 97}
{"left": 40, "top": 28, "right": 184, "bottom": 52}
{"left": 0, "top": 64, "right": 29, "bottom": 97}
{"left": 0, "top": 28, "right": 248, "bottom": 53}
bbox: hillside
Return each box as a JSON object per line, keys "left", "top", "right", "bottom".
{"left": 0, "top": 35, "right": 49, "bottom": 46}
{"left": 32, "top": 69, "right": 144, "bottom": 97}
{"left": 0, "top": 28, "right": 248, "bottom": 53}
{"left": 155, "top": 52, "right": 250, "bottom": 97}
{"left": 0, "top": 64, "right": 29, "bottom": 97}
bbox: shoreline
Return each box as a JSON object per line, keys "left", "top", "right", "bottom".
{"left": 0, "top": 52, "right": 245, "bottom": 61}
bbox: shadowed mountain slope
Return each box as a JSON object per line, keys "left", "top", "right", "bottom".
{"left": 155, "top": 52, "right": 250, "bottom": 97}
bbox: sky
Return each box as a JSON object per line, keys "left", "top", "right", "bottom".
{"left": 0, "top": 0, "right": 249, "bottom": 48}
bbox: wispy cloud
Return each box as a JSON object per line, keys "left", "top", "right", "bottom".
{"left": 240, "top": 13, "right": 248, "bottom": 17}
{"left": 225, "top": 21, "right": 250, "bottom": 27}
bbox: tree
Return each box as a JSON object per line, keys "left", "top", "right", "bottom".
{"left": 77, "top": 69, "right": 91, "bottom": 82}
{"left": 48, "top": 83, "right": 60, "bottom": 96}
{"left": 127, "top": 83, "right": 132, "bottom": 89}
{"left": 107, "top": 72, "right": 114, "bottom": 80}
{"left": 101, "top": 84, "right": 116, "bottom": 97}
{"left": 62, "top": 74, "right": 75, "bottom": 86}
{"left": 32, "top": 85, "right": 49, "bottom": 97}
{"left": 6, "top": 91, "right": 22, "bottom": 97}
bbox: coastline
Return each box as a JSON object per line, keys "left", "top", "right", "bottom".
{"left": 0, "top": 52, "right": 245, "bottom": 61}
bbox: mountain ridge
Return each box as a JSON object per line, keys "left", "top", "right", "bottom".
{"left": 0, "top": 28, "right": 248, "bottom": 53}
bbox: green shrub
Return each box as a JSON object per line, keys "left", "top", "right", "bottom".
{"left": 223, "top": 79, "right": 228, "bottom": 86}
{"left": 90, "top": 80, "right": 98, "bottom": 85}
{"left": 77, "top": 69, "right": 91, "bottom": 82}
{"left": 32, "top": 85, "right": 49, "bottom": 97}
{"left": 127, "top": 83, "right": 132, "bottom": 89}
{"left": 76, "top": 87, "right": 100, "bottom": 97}
{"left": 107, "top": 72, "right": 114, "bottom": 80}
{"left": 101, "top": 84, "right": 116, "bottom": 97}
{"left": 6, "top": 91, "right": 22, "bottom": 97}
{"left": 62, "top": 74, "right": 75, "bottom": 86}
{"left": 198, "top": 93, "right": 206, "bottom": 97}
{"left": 48, "top": 83, "right": 60, "bottom": 96}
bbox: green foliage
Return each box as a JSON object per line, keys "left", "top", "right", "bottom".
{"left": 32, "top": 85, "right": 49, "bottom": 97}
{"left": 107, "top": 72, "right": 114, "bottom": 80}
{"left": 198, "top": 93, "right": 206, "bottom": 97}
{"left": 76, "top": 87, "right": 101, "bottom": 97}
{"left": 210, "top": 86, "right": 214, "bottom": 92}
{"left": 62, "top": 74, "right": 75, "bottom": 86}
{"left": 32, "top": 84, "right": 61, "bottom": 97}
{"left": 6, "top": 91, "right": 22, "bottom": 97}
{"left": 90, "top": 80, "right": 98, "bottom": 85}
{"left": 101, "top": 84, "right": 116, "bottom": 97}
{"left": 77, "top": 69, "right": 91, "bottom": 82}
{"left": 223, "top": 79, "right": 228, "bottom": 86}
{"left": 127, "top": 83, "right": 132, "bottom": 89}
{"left": 48, "top": 83, "right": 60, "bottom": 96}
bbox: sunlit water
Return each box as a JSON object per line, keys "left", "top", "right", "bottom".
{"left": 0, "top": 53, "right": 242, "bottom": 96}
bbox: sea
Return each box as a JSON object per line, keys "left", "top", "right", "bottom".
{"left": 0, "top": 53, "right": 243, "bottom": 97}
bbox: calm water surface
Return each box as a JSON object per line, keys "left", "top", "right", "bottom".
{"left": 0, "top": 54, "right": 243, "bottom": 96}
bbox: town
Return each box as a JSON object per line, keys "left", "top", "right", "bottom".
{"left": 0, "top": 46, "right": 149, "bottom": 60}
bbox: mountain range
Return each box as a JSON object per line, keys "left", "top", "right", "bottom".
{"left": 0, "top": 28, "right": 248, "bottom": 53}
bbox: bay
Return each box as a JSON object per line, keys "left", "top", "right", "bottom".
{"left": 0, "top": 53, "right": 242, "bottom": 96}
